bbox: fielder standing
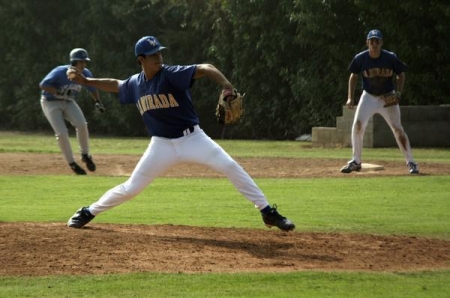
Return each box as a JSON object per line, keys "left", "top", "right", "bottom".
{"left": 66, "top": 36, "right": 295, "bottom": 231}
{"left": 341, "top": 29, "right": 419, "bottom": 174}
{"left": 39, "top": 48, "right": 105, "bottom": 175}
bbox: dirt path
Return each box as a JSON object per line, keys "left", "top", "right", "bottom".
{"left": 1, "top": 153, "right": 450, "bottom": 276}
{"left": 2, "top": 152, "right": 450, "bottom": 178}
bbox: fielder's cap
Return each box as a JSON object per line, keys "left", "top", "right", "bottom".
{"left": 135, "top": 36, "right": 167, "bottom": 57}
{"left": 70, "top": 48, "right": 90, "bottom": 61}
{"left": 367, "top": 29, "right": 383, "bottom": 39}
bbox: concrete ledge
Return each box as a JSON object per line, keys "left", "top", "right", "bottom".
{"left": 312, "top": 127, "right": 342, "bottom": 147}
{"left": 312, "top": 105, "right": 450, "bottom": 148}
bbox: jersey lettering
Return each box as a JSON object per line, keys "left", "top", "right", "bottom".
{"left": 137, "top": 93, "right": 180, "bottom": 114}
{"left": 168, "top": 94, "right": 179, "bottom": 107}
{"left": 158, "top": 94, "right": 169, "bottom": 108}
{"left": 153, "top": 95, "right": 164, "bottom": 109}
{"left": 362, "top": 68, "right": 393, "bottom": 78}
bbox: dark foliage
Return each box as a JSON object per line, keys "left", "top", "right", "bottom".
{"left": 1, "top": 0, "right": 448, "bottom": 139}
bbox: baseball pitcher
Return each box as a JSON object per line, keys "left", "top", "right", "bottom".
{"left": 66, "top": 36, "right": 295, "bottom": 232}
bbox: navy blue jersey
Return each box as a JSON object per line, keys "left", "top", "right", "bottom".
{"left": 118, "top": 64, "right": 200, "bottom": 138}
{"left": 348, "top": 49, "right": 407, "bottom": 95}
{"left": 40, "top": 65, "right": 96, "bottom": 100}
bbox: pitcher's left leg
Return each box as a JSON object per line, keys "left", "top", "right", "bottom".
{"left": 181, "top": 131, "right": 268, "bottom": 209}
{"left": 195, "top": 136, "right": 295, "bottom": 231}
{"left": 380, "top": 105, "right": 418, "bottom": 173}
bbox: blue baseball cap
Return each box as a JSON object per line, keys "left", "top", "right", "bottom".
{"left": 367, "top": 29, "right": 383, "bottom": 39}
{"left": 135, "top": 36, "right": 167, "bottom": 57}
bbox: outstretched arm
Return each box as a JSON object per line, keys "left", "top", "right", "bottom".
{"left": 84, "top": 78, "right": 121, "bottom": 93}
{"left": 194, "top": 64, "right": 233, "bottom": 90}
{"left": 67, "top": 67, "right": 121, "bottom": 93}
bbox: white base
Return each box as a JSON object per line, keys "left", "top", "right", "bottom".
{"left": 361, "top": 163, "right": 384, "bottom": 172}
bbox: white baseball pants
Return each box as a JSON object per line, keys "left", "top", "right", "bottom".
{"left": 89, "top": 126, "right": 269, "bottom": 215}
{"left": 351, "top": 91, "right": 415, "bottom": 164}
{"left": 40, "top": 97, "right": 90, "bottom": 163}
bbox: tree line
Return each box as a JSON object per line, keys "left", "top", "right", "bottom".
{"left": 1, "top": 0, "right": 449, "bottom": 139}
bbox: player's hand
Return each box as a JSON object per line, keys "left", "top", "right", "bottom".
{"left": 345, "top": 98, "right": 355, "bottom": 109}
{"left": 66, "top": 67, "right": 86, "bottom": 84}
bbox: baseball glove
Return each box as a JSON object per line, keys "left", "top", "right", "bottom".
{"left": 95, "top": 102, "right": 106, "bottom": 113}
{"left": 381, "top": 91, "right": 401, "bottom": 107}
{"left": 215, "top": 88, "right": 244, "bottom": 125}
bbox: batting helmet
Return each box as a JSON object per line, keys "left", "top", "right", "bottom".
{"left": 69, "top": 48, "right": 91, "bottom": 62}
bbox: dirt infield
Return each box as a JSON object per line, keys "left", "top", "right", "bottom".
{"left": 1, "top": 153, "right": 450, "bottom": 276}
{"left": 2, "top": 152, "right": 450, "bottom": 178}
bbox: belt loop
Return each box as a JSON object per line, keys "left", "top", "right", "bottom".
{"left": 182, "top": 126, "right": 195, "bottom": 136}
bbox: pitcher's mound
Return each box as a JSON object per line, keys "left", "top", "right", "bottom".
{"left": 1, "top": 222, "right": 450, "bottom": 276}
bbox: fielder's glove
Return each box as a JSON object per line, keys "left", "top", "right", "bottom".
{"left": 95, "top": 102, "right": 106, "bottom": 113}
{"left": 381, "top": 91, "right": 401, "bottom": 107}
{"left": 215, "top": 88, "right": 244, "bottom": 125}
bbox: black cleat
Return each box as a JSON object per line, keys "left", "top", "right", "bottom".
{"left": 340, "top": 160, "right": 361, "bottom": 173}
{"left": 262, "top": 204, "right": 295, "bottom": 232}
{"left": 70, "top": 162, "right": 86, "bottom": 175}
{"left": 68, "top": 207, "right": 95, "bottom": 228}
{"left": 81, "top": 154, "right": 96, "bottom": 172}
{"left": 407, "top": 162, "right": 419, "bottom": 174}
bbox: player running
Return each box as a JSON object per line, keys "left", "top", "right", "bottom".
{"left": 66, "top": 36, "right": 295, "bottom": 232}
{"left": 39, "top": 48, "right": 104, "bottom": 175}
{"left": 341, "top": 29, "right": 419, "bottom": 174}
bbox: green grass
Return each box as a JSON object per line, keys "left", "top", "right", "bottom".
{"left": 1, "top": 175, "right": 449, "bottom": 238}
{"left": 1, "top": 271, "right": 449, "bottom": 298}
{"left": 1, "top": 131, "right": 449, "bottom": 162}
{"left": 0, "top": 132, "right": 449, "bottom": 297}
